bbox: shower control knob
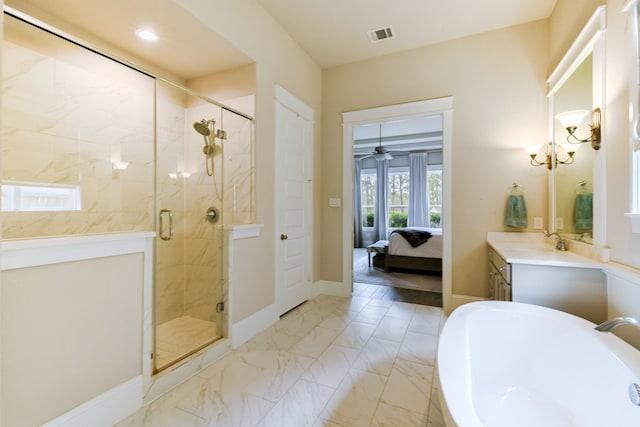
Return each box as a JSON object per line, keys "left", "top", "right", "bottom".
{"left": 206, "top": 207, "right": 219, "bottom": 223}
{"left": 280, "top": 234, "right": 288, "bottom": 240}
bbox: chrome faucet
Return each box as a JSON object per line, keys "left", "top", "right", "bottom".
{"left": 595, "top": 317, "right": 640, "bottom": 332}
{"left": 544, "top": 231, "right": 567, "bottom": 251}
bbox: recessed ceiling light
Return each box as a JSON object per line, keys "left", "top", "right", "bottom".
{"left": 136, "top": 28, "right": 159, "bottom": 42}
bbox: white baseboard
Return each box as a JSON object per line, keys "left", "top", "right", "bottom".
{"left": 231, "top": 303, "right": 279, "bottom": 348}
{"left": 313, "top": 280, "right": 351, "bottom": 298}
{"left": 42, "top": 375, "right": 142, "bottom": 427}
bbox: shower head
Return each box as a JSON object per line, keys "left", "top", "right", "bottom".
{"left": 193, "top": 119, "right": 214, "bottom": 136}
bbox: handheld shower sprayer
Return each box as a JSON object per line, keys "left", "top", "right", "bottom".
{"left": 193, "top": 118, "right": 217, "bottom": 176}
{"left": 193, "top": 119, "right": 216, "bottom": 155}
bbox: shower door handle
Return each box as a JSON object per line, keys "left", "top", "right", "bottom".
{"left": 159, "top": 209, "right": 173, "bottom": 241}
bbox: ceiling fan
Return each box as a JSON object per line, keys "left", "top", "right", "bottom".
{"left": 360, "top": 124, "right": 393, "bottom": 161}
{"left": 364, "top": 144, "right": 393, "bottom": 161}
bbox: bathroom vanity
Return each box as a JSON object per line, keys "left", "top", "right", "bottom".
{"left": 487, "top": 232, "right": 606, "bottom": 324}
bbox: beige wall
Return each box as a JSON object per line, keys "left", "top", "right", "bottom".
{"left": 176, "top": 0, "right": 322, "bottom": 320}
{"left": 322, "top": 21, "right": 550, "bottom": 297}
{"left": 1, "top": 254, "right": 144, "bottom": 427}
{"left": 549, "top": 0, "right": 606, "bottom": 72}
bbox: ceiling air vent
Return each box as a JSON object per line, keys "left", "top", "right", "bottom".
{"left": 368, "top": 26, "right": 394, "bottom": 43}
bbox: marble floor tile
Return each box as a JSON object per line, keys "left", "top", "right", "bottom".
{"left": 116, "top": 404, "right": 209, "bottom": 427}
{"left": 255, "top": 378, "right": 335, "bottom": 427}
{"left": 174, "top": 376, "right": 274, "bottom": 427}
{"left": 238, "top": 350, "right": 315, "bottom": 402}
{"left": 317, "top": 312, "right": 352, "bottom": 332}
{"left": 302, "top": 344, "right": 361, "bottom": 388}
{"left": 365, "top": 298, "right": 394, "bottom": 309}
{"left": 408, "top": 309, "right": 443, "bottom": 336}
{"left": 372, "top": 315, "right": 411, "bottom": 342}
{"left": 335, "top": 295, "right": 371, "bottom": 315}
{"left": 381, "top": 359, "right": 434, "bottom": 414}
{"left": 333, "top": 321, "right": 376, "bottom": 349}
{"left": 352, "top": 304, "right": 391, "bottom": 325}
{"left": 351, "top": 337, "right": 401, "bottom": 376}
{"left": 274, "top": 309, "right": 325, "bottom": 338}
{"left": 290, "top": 325, "right": 340, "bottom": 358}
{"left": 237, "top": 324, "right": 302, "bottom": 352}
{"left": 371, "top": 402, "right": 429, "bottom": 427}
{"left": 386, "top": 301, "right": 419, "bottom": 319}
{"left": 398, "top": 330, "right": 439, "bottom": 366}
{"left": 117, "top": 290, "right": 446, "bottom": 427}
{"left": 321, "top": 368, "right": 387, "bottom": 427}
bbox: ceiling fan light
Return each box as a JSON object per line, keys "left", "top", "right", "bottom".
{"left": 374, "top": 152, "right": 393, "bottom": 161}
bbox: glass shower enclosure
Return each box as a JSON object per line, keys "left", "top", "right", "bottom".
{"left": 154, "top": 81, "right": 227, "bottom": 372}
{"left": 2, "top": 10, "right": 255, "bottom": 375}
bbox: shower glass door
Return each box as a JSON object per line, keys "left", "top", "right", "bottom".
{"left": 153, "top": 81, "right": 225, "bottom": 372}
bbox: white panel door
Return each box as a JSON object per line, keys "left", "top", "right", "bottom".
{"left": 275, "top": 87, "right": 313, "bottom": 316}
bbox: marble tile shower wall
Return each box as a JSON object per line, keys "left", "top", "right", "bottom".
{"left": 221, "top": 103, "right": 254, "bottom": 225}
{"left": 3, "top": 20, "right": 255, "bottom": 328}
{"left": 183, "top": 101, "right": 224, "bottom": 324}
{"left": 2, "top": 29, "right": 155, "bottom": 239}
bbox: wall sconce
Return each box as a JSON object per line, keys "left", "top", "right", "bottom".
{"left": 555, "top": 108, "right": 601, "bottom": 150}
{"left": 524, "top": 142, "right": 578, "bottom": 170}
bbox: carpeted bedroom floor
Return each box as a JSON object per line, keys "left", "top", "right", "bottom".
{"left": 352, "top": 248, "right": 443, "bottom": 308}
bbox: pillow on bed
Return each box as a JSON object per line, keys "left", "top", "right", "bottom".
{"left": 391, "top": 229, "right": 432, "bottom": 248}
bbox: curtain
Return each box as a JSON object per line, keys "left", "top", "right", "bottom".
{"left": 353, "top": 159, "right": 363, "bottom": 248}
{"left": 374, "top": 159, "right": 389, "bottom": 241}
{"left": 408, "top": 152, "right": 429, "bottom": 227}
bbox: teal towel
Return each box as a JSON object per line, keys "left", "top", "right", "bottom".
{"left": 505, "top": 194, "right": 528, "bottom": 228}
{"left": 575, "top": 193, "right": 593, "bottom": 229}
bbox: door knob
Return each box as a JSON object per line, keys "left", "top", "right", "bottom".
{"left": 280, "top": 234, "right": 288, "bottom": 240}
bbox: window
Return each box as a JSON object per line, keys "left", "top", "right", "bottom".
{"left": 360, "top": 169, "right": 376, "bottom": 228}
{"left": 2, "top": 181, "right": 82, "bottom": 212}
{"left": 388, "top": 167, "right": 409, "bottom": 228}
{"left": 359, "top": 162, "right": 443, "bottom": 230}
{"left": 428, "top": 165, "right": 442, "bottom": 229}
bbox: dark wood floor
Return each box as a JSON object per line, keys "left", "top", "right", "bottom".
{"left": 353, "top": 281, "right": 442, "bottom": 308}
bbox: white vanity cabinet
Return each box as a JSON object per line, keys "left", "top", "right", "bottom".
{"left": 487, "top": 232, "right": 606, "bottom": 324}
{"left": 510, "top": 263, "right": 606, "bottom": 324}
{"left": 488, "top": 246, "right": 511, "bottom": 301}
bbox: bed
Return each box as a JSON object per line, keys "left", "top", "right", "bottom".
{"left": 383, "top": 227, "right": 442, "bottom": 274}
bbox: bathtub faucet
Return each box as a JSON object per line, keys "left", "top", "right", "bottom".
{"left": 595, "top": 317, "right": 640, "bottom": 332}
{"left": 544, "top": 231, "right": 567, "bottom": 251}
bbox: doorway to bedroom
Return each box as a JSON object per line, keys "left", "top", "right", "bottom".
{"left": 353, "top": 114, "right": 442, "bottom": 306}
{"left": 351, "top": 114, "right": 444, "bottom": 307}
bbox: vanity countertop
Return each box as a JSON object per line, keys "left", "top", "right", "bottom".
{"left": 487, "top": 232, "right": 602, "bottom": 269}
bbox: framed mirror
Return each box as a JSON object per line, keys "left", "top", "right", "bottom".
{"left": 547, "top": 6, "right": 606, "bottom": 248}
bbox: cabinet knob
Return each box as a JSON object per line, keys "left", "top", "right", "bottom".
{"left": 280, "top": 234, "right": 288, "bottom": 240}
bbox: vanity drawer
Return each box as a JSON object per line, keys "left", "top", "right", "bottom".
{"left": 488, "top": 246, "right": 510, "bottom": 283}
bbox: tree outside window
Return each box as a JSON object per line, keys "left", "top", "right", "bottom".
{"left": 428, "top": 166, "right": 442, "bottom": 229}
{"left": 388, "top": 168, "right": 409, "bottom": 228}
{"left": 360, "top": 170, "right": 376, "bottom": 227}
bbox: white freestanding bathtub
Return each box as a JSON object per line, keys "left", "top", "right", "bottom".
{"left": 437, "top": 301, "right": 640, "bottom": 427}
